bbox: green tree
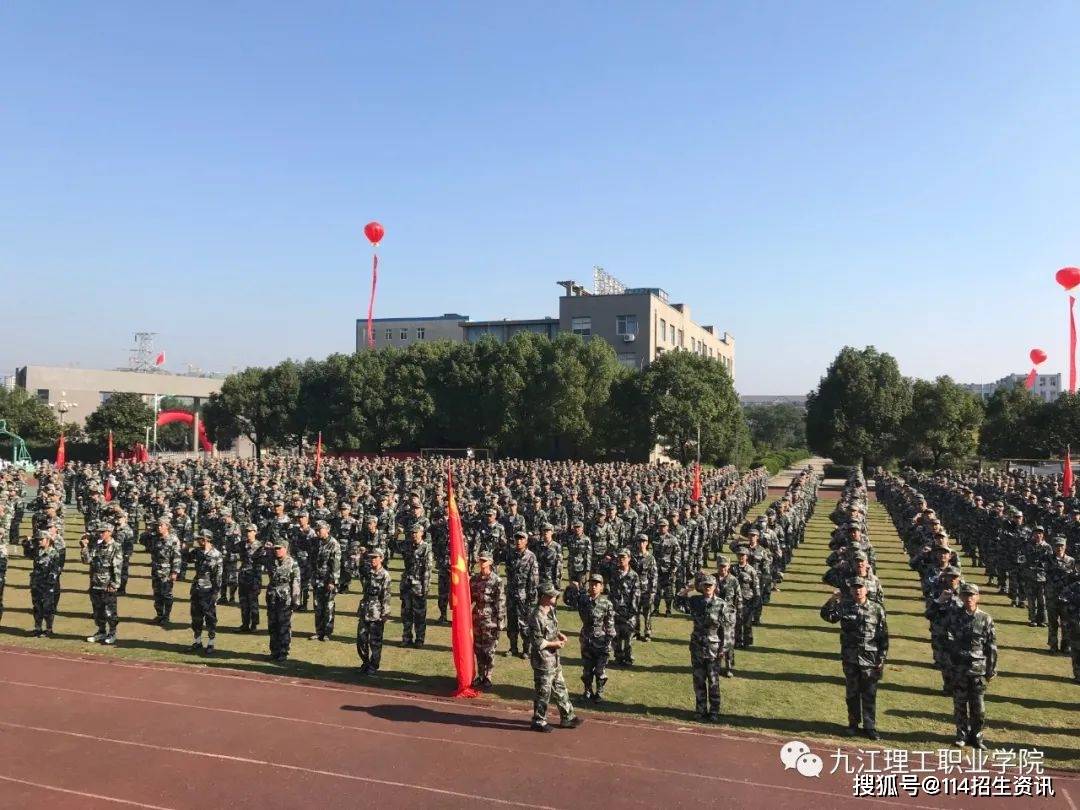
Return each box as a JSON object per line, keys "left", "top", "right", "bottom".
{"left": 597, "top": 371, "right": 655, "bottom": 461}
{"left": 203, "top": 367, "right": 275, "bottom": 459}
{"left": 85, "top": 392, "right": 154, "bottom": 451}
{"left": 641, "top": 351, "right": 746, "bottom": 465}
{"left": 0, "top": 387, "right": 61, "bottom": 442}
{"left": 978, "top": 383, "right": 1043, "bottom": 459}
{"left": 744, "top": 402, "right": 806, "bottom": 450}
{"left": 805, "top": 346, "right": 912, "bottom": 467}
{"left": 1033, "top": 392, "right": 1080, "bottom": 459}
{"left": 901, "top": 376, "right": 983, "bottom": 467}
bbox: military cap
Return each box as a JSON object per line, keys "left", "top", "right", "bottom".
{"left": 485, "top": 508, "right": 498, "bottom": 516}
{"left": 716, "top": 555, "right": 730, "bottom": 566}
{"left": 852, "top": 551, "right": 868, "bottom": 562}
{"left": 338, "top": 502, "right": 351, "bottom": 510}
{"left": 636, "top": 532, "right": 649, "bottom": 542}
{"left": 366, "top": 548, "right": 384, "bottom": 559}
{"left": 734, "top": 544, "right": 749, "bottom": 555}
{"left": 657, "top": 518, "right": 669, "bottom": 527}
{"left": 514, "top": 529, "right": 528, "bottom": 539}
{"left": 273, "top": 539, "right": 289, "bottom": 549}
{"left": 174, "top": 503, "right": 187, "bottom": 511}
{"left": 616, "top": 548, "right": 631, "bottom": 558}
{"left": 314, "top": 519, "right": 330, "bottom": 530}
{"left": 1033, "top": 525, "right": 1047, "bottom": 533}
{"left": 747, "top": 526, "right": 760, "bottom": 536}
{"left": 409, "top": 522, "right": 425, "bottom": 534}
{"left": 1009, "top": 507, "right": 1023, "bottom": 516}
{"left": 541, "top": 522, "right": 554, "bottom": 532}
{"left": 98, "top": 522, "right": 114, "bottom": 533}
{"left": 296, "top": 510, "right": 309, "bottom": 519}
{"left": 198, "top": 529, "right": 213, "bottom": 540}
{"left": 274, "top": 499, "right": 285, "bottom": 506}
{"left": 539, "top": 583, "right": 561, "bottom": 598}
{"left": 699, "top": 574, "right": 717, "bottom": 587}
{"left": 244, "top": 523, "right": 258, "bottom": 532}
{"left": 477, "top": 551, "right": 494, "bottom": 562}
{"left": 848, "top": 576, "right": 867, "bottom": 588}
{"left": 959, "top": 583, "right": 980, "bottom": 596}
{"left": 365, "top": 514, "right": 378, "bottom": 522}
{"left": 942, "top": 566, "right": 961, "bottom": 577}
{"left": 571, "top": 518, "right": 584, "bottom": 528}
{"left": 1054, "top": 536, "right": 1068, "bottom": 546}
{"left": 157, "top": 516, "right": 172, "bottom": 526}
{"left": 588, "top": 573, "right": 605, "bottom": 584}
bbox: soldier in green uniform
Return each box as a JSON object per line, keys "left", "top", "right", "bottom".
{"left": 236, "top": 523, "right": 264, "bottom": 632}
{"left": 310, "top": 520, "right": 341, "bottom": 641}
{"left": 632, "top": 533, "right": 657, "bottom": 641}
{"left": 1047, "top": 537, "right": 1077, "bottom": 653}
{"left": 1059, "top": 571, "right": 1080, "bottom": 681}
{"left": 400, "top": 522, "right": 432, "bottom": 648}
{"left": 189, "top": 530, "right": 223, "bottom": 654}
{"left": 528, "top": 584, "right": 583, "bottom": 732}
{"left": 564, "top": 519, "right": 591, "bottom": 608}
{"left": 505, "top": 529, "right": 539, "bottom": 658}
{"left": 712, "top": 556, "right": 741, "bottom": 677}
{"left": 944, "top": 583, "right": 998, "bottom": 749}
{"left": 608, "top": 549, "right": 640, "bottom": 665}
{"left": 150, "top": 516, "right": 182, "bottom": 625}
{"left": 357, "top": 549, "right": 392, "bottom": 675}
{"left": 266, "top": 539, "right": 301, "bottom": 662}
{"left": 28, "top": 530, "right": 61, "bottom": 637}
{"left": 578, "top": 573, "right": 616, "bottom": 702}
{"left": 820, "top": 576, "right": 889, "bottom": 741}
{"left": 81, "top": 522, "right": 123, "bottom": 645}
{"left": 470, "top": 551, "right": 504, "bottom": 689}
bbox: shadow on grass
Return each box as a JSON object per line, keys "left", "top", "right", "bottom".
{"left": 886, "top": 707, "right": 1080, "bottom": 737}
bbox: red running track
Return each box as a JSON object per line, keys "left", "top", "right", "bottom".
{"left": 0, "top": 646, "right": 1074, "bottom": 810}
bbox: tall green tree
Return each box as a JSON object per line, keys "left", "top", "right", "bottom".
{"left": 744, "top": 402, "right": 806, "bottom": 450}
{"left": 203, "top": 367, "right": 275, "bottom": 459}
{"left": 0, "top": 387, "right": 61, "bottom": 442}
{"left": 901, "top": 376, "right": 983, "bottom": 467}
{"left": 85, "top": 392, "right": 154, "bottom": 451}
{"left": 805, "top": 346, "right": 912, "bottom": 467}
{"left": 978, "top": 383, "right": 1043, "bottom": 459}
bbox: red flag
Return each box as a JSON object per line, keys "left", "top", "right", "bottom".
{"left": 691, "top": 462, "right": 702, "bottom": 502}
{"left": 1065, "top": 447, "right": 1074, "bottom": 498}
{"left": 55, "top": 434, "right": 66, "bottom": 468}
{"left": 1071, "top": 295, "right": 1077, "bottom": 394}
{"left": 315, "top": 431, "right": 323, "bottom": 477}
{"left": 447, "top": 465, "right": 478, "bottom": 698}
{"left": 108, "top": 430, "right": 114, "bottom": 468}
{"left": 1024, "top": 368, "right": 1038, "bottom": 389}
{"left": 366, "top": 253, "right": 378, "bottom": 349}
{"left": 155, "top": 351, "right": 165, "bottom": 366}
{"left": 104, "top": 478, "right": 113, "bottom": 502}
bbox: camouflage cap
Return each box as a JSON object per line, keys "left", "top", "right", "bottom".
{"left": 942, "top": 566, "right": 961, "bottom": 577}
{"left": 477, "top": 551, "right": 494, "bottom": 563}
{"left": 657, "top": 518, "right": 669, "bottom": 527}
{"left": 716, "top": 555, "right": 730, "bottom": 566}
{"left": 539, "top": 583, "right": 560, "bottom": 598}
{"left": 852, "top": 551, "right": 868, "bottom": 562}
{"left": 747, "top": 526, "right": 760, "bottom": 536}
{"left": 617, "top": 548, "right": 631, "bottom": 557}
{"left": 588, "top": 573, "right": 605, "bottom": 584}
{"left": 314, "top": 519, "right": 330, "bottom": 530}
{"left": 409, "top": 522, "right": 425, "bottom": 534}
{"left": 273, "top": 539, "right": 288, "bottom": 549}
{"left": 366, "top": 548, "right": 384, "bottom": 559}
{"left": 1054, "top": 536, "right": 1068, "bottom": 546}
{"left": 734, "top": 544, "right": 749, "bottom": 555}
{"left": 636, "top": 532, "right": 649, "bottom": 542}
{"left": 514, "top": 529, "right": 528, "bottom": 539}
{"left": 1033, "top": 525, "right": 1047, "bottom": 533}
{"left": 571, "top": 518, "right": 584, "bottom": 528}
{"left": 365, "top": 514, "right": 378, "bottom": 522}
{"left": 198, "top": 529, "right": 213, "bottom": 540}
{"left": 244, "top": 523, "right": 258, "bottom": 532}
{"left": 540, "top": 522, "right": 554, "bottom": 532}
{"left": 157, "top": 516, "right": 172, "bottom": 526}
{"left": 959, "top": 583, "right": 980, "bottom": 596}
{"left": 699, "top": 574, "right": 717, "bottom": 587}
{"left": 485, "top": 508, "right": 498, "bottom": 516}
{"left": 98, "top": 522, "right": 114, "bottom": 533}
{"left": 848, "top": 576, "right": 867, "bottom": 588}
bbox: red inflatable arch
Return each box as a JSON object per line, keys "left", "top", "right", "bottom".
{"left": 157, "top": 410, "right": 213, "bottom": 452}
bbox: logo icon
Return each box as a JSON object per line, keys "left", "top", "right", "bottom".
{"left": 781, "top": 741, "right": 823, "bottom": 778}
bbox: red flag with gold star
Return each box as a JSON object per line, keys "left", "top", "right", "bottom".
{"left": 447, "top": 465, "right": 478, "bottom": 697}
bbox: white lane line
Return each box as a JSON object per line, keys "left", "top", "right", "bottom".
{"left": 0, "top": 773, "right": 177, "bottom": 809}
{"left": 0, "top": 684, "right": 954, "bottom": 810}
{"left": 0, "top": 719, "right": 556, "bottom": 810}
{"left": 1062, "top": 786, "right": 1077, "bottom": 810}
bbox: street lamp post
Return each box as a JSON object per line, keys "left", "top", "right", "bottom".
{"left": 51, "top": 391, "right": 78, "bottom": 431}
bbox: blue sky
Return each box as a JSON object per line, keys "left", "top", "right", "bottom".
{"left": 3, "top": 2, "right": 1080, "bottom": 394}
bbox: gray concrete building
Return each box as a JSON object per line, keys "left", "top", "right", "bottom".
{"left": 461, "top": 317, "right": 559, "bottom": 343}
{"left": 356, "top": 313, "right": 468, "bottom": 351}
{"left": 14, "top": 365, "right": 225, "bottom": 426}
{"left": 557, "top": 280, "right": 735, "bottom": 374}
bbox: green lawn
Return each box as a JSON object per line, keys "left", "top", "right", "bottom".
{"left": 2, "top": 497, "right": 1077, "bottom": 769}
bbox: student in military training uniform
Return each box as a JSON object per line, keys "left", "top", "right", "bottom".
{"left": 504, "top": 529, "right": 539, "bottom": 658}
{"left": 470, "top": 551, "right": 504, "bottom": 689}
{"left": 681, "top": 573, "right": 727, "bottom": 722}
{"left": 632, "top": 534, "right": 657, "bottom": 641}
{"left": 266, "top": 539, "right": 301, "bottom": 662}
{"left": 944, "top": 583, "right": 997, "bottom": 749}
{"left": 400, "top": 522, "right": 432, "bottom": 648}
{"left": 357, "top": 549, "right": 392, "bottom": 675}
{"left": 81, "top": 522, "right": 124, "bottom": 645}
{"left": 190, "top": 529, "right": 223, "bottom": 654}
{"left": 310, "top": 520, "right": 341, "bottom": 641}
{"left": 149, "top": 517, "right": 182, "bottom": 625}
{"left": 28, "top": 530, "right": 61, "bottom": 636}
{"left": 578, "top": 573, "right": 616, "bottom": 702}
{"left": 237, "top": 523, "right": 264, "bottom": 631}
{"left": 528, "top": 584, "right": 583, "bottom": 732}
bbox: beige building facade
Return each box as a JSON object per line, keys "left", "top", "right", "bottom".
{"left": 356, "top": 313, "right": 468, "bottom": 351}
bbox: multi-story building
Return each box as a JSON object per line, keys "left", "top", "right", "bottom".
{"left": 557, "top": 280, "right": 735, "bottom": 374}
{"left": 461, "top": 317, "right": 559, "bottom": 343}
{"left": 356, "top": 313, "right": 469, "bottom": 351}
{"left": 962, "top": 373, "right": 1063, "bottom": 403}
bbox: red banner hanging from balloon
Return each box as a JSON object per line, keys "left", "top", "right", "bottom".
{"left": 1064, "top": 446, "right": 1074, "bottom": 497}
{"left": 1071, "top": 296, "right": 1077, "bottom": 394}
{"left": 1024, "top": 369, "right": 1038, "bottom": 389}
{"left": 364, "top": 221, "right": 384, "bottom": 350}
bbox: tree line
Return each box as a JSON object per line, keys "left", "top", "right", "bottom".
{"left": 806, "top": 345, "right": 1080, "bottom": 468}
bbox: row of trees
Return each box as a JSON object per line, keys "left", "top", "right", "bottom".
{"left": 806, "top": 345, "right": 1080, "bottom": 468}
{"left": 200, "top": 334, "right": 751, "bottom": 464}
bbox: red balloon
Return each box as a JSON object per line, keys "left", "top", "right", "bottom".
{"left": 1056, "top": 266, "right": 1080, "bottom": 291}
{"left": 1030, "top": 348, "right": 1047, "bottom": 365}
{"left": 364, "top": 221, "right": 384, "bottom": 245}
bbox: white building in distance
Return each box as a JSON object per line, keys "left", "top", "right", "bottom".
{"left": 962, "top": 373, "right": 1062, "bottom": 403}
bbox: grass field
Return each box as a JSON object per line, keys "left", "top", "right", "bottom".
{"left": 2, "top": 493, "right": 1078, "bottom": 769}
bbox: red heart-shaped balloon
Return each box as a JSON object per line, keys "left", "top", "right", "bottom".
{"left": 1030, "top": 348, "right": 1047, "bottom": 365}
{"left": 1056, "top": 266, "right": 1080, "bottom": 290}
{"left": 364, "top": 221, "right": 385, "bottom": 245}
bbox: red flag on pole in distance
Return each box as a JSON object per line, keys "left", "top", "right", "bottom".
{"left": 1064, "top": 446, "right": 1074, "bottom": 498}
{"left": 315, "top": 431, "right": 323, "bottom": 477}
{"left": 1071, "top": 296, "right": 1078, "bottom": 393}
{"left": 691, "top": 462, "right": 702, "bottom": 502}
{"left": 1024, "top": 369, "right": 1038, "bottom": 389}
{"left": 155, "top": 351, "right": 165, "bottom": 366}
{"left": 447, "top": 464, "right": 478, "bottom": 698}
{"left": 108, "top": 430, "right": 114, "bottom": 468}
{"left": 55, "top": 434, "right": 66, "bottom": 468}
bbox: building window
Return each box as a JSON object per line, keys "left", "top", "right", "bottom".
{"left": 617, "top": 352, "right": 638, "bottom": 369}
{"left": 659, "top": 319, "right": 667, "bottom": 342}
{"left": 36, "top": 389, "right": 49, "bottom": 403}
{"left": 416, "top": 327, "right": 425, "bottom": 340}
{"left": 615, "top": 314, "right": 638, "bottom": 335}
{"left": 678, "top": 329, "right": 684, "bottom": 348}
{"left": 669, "top": 324, "right": 676, "bottom": 343}
{"left": 384, "top": 328, "right": 393, "bottom": 341}
{"left": 400, "top": 328, "right": 408, "bottom": 341}
{"left": 571, "top": 317, "right": 592, "bottom": 337}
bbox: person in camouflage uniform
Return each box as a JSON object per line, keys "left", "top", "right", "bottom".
{"left": 289, "top": 511, "right": 316, "bottom": 612}
{"left": 332, "top": 504, "right": 358, "bottom": 594}
{"left": 578, "top": 573, "right": 616, "bottom": 702}
{"left": 114, "top": 511, "right": 136, "bottom": 595}
{"left": 475, "top": 508, "right": 505, "bottom": 566}
{"left": 81, "top": 522, "right": 124, "bottom": 645}
{"left": 28, "top": 531, "right": 61, "bottom": 636}
{"left": 470, "top": 551, "right": 504, "bottom": 688}
{"left": 149, "top": 516, "right": 183, "bottom": 624}
{"left": 820, "top": 576, "right": 888, "bottom": 741}
{"left": 924, "top": 566, "right": 963, "bottom": 693}
{"left": 1059, "top": 571, "right": 1080, "bottom": 681}
{"left": 1019, "top": 527, "right": 1053, "bottom": 627}
{"left": 237, "top": 523, "right": 264, "bottom": 632}
{"left": 944, "top": 583, "right": 997, "bottom": 749}
{"left": 563, "top": 518, "right": 591, "bottom": 608}
{"left": 1047, "top": 537, "right": 1077, "bottom": 653}
{"left": 0, "top": 529, "right": 6, "bottom": 626}
{"left": 732, "top": 545, "right": 760, "bottom": 648}
{"left": 310, "top": 520, "right": 341, "bottom": 641}
{"left": 528, "top": 584, "right": 582, "bottom": 732}
{"left": 682, "top": 573, "right": 726, "bottom": 722}
{"left": 357, "top": 549, "right": 392, "bottom": 675}
{"left": 535, "top": 523, "right": 563, "bottom": 593}
{"left": 400, "top": 522, "right": 432, "bottom": 647}
{"left": 265, "top": 539, "right": 301, "bottom": 662}
{"left": 712, "top": 556, "right": 741, "bottom": 677}
{"left": 653, "top": 518, "right": 682, "bottom": 617}
{"left": 505, "top": 529, "right": 539, "bottom": 658}
{"left": 431, "top": 508, "right": 451, "bottom": 623}
{"left": 632, "top": 533, "right": 658, "bottom": 641}
{"left": 218, "top": 513, "right": 241, "bottom": 605}
{"left": 608, "top": 549, "right": 639, "bottom": 665}
{"left": 189, "top": 530, "right": 223, "bottom": 654}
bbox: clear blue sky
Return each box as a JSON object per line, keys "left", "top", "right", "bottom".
{"left": 3, "top": 2, "right": 1079, "bottom": 394}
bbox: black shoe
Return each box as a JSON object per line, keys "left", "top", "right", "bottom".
{"left": 592, "top": 693, "right": 603, "bottom": 704}
{"left": 531, "top": 722, "right": 552, "bottom": 733}
{"left": 191, "top": 641, "right": 204, "bottom": 651}
{"left": 32, "top": 629, "right": 42, "bottom": 638}
{"left": 42, "top": 629, "right": 52, "bottom": 638}
{"left": 559, "top": 717, "right": 584, "bottom": 729}
{"left": 865, "top": 729, "right": 880, "bottom": 741}
{"left": 970, "top": 735, "right": 987, "bottom": 751}
{"left": 708, "top": 714, "right": 721, "bottom": 724}
{"left": 413, "top": 641, "right": 425, "bottom": 649}
{"left": 722, "top": 670, "right": 734, "bottom": 678}
{"left": 954, "top": 736, "right": 967, "bottom": 748}
{"left": 1028, "top": 621, "right": 1038, "bottom": 627}
{"left": 583, "top": 690, "right": 593, "bottom": 702}
{"left": 358, "top": 664, "right": 371, "bottom": 676}
{"left": 516, "top": 651, "right": 526, "bottom": 659}
{"left": 238, "top": 625, "right": 251, "bottom": 633}
{"left": 151, "top": 615, "right": 164, "bottom": 624}
{"left": 1049, "top": 644, "right": 1059, "bottom": 653}
{"left": 844, "top": 725, "right": 859, "bottom": 737}
{"left": 480, "top": 677, "right": 492, "bottom": 688}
